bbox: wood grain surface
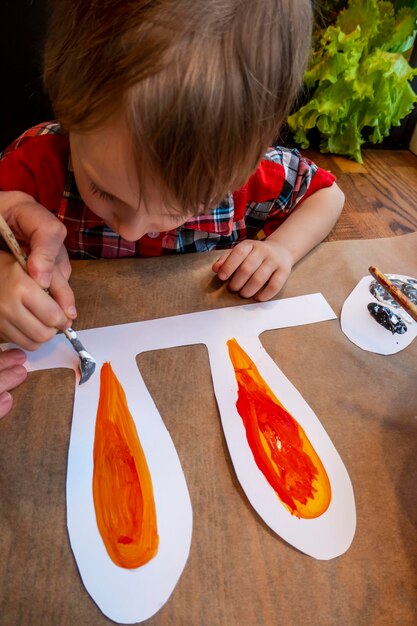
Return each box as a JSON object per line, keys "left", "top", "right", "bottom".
{"left": 304, "top": 149, "right": 417, "bottom": 241}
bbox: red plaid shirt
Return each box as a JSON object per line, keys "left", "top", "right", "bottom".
{"left": 0, "top": 122, "right": 335, "bottom": 259}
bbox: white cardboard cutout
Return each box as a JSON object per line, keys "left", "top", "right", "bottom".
{"left": 341, "top": 275, "right": 417, "bottom": 355}
{"left": 5, "top": 294, "right": 356, "bottom": 623}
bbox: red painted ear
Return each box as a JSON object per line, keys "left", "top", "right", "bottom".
{"left": 227, "top": 338, "right": 331, "bottom": 519}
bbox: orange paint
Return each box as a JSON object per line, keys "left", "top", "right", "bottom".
{"left": 93, "top": 363, "right": 159, "bottom": 568}
{"left": 227, "top": 339, "right": 331, "bottom": 519}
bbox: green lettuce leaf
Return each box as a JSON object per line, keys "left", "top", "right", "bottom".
{"left": 288, "top": 0, "right": 417, "bottom": 161}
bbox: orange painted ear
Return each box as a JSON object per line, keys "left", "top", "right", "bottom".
{"left": 227, "top": 339, "right": 331, "bottom": 519}
{"left": 93, "top": 362, "right": 159, "bottom": 568}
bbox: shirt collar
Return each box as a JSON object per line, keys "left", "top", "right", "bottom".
{"left": 180, "top": 193, "right": 235, "bottom": 235}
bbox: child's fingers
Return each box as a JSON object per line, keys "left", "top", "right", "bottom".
{"left": 0, "top": 191, "right": 67, "bottom": 287}
{"left": 227, "top": 257, "right": 264, "bottom": 293}
{"left": 9, "top": 260, "right": 72, "bottom": 332}
{"left": 212, "top": 250, "right": 233, "bottom": 274}
{"left": 26, "top": 218, "right": 68, "bottom": 290}
{"left": 49, "top": 267, "right": 77, "bottom": 322}
{"left": 56, "top": 246, "right": 72, "bottom": 281}
{"left": 234, "top": 263, "right": 274, "bottom": 298}
{"left": 0, "top": 254, "right": 71, "bottom": 346}
{"left": 7, "top": 196, "right": 69, "bottom": 290}
{"left": 1, "top": 316, "right": 56, "bottom": 351}
{"left": 253, "top": 269, "right": 287, "bottom": 302}
{"left": 213, "top": 242, "right": 253, "bottom": 280}
{"left": 22, "top": 282, "right": 71, "bottom": 333}
{"left": 2, "top": 284, "right": 69, "bottom": 348}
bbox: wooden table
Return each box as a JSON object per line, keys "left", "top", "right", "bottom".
{"left": 308, "top": 148, "right": 417, "bottom": 241}
{"left": 1, "top": 150, "right": 416, "bottom": 626}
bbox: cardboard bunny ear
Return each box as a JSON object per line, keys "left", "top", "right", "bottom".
{"left": 14, "top": 294, "right": 356, "bottom": 622}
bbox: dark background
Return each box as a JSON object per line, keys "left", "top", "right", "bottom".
{"left": 0, "top": 0, "right": 53, "bottom": 151}
{"left": 0, "top": 1, "right": 416, "bottom": 153}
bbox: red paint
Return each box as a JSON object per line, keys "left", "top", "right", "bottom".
{"left": 227, "top": 339, "right": 331, "bottom": 518}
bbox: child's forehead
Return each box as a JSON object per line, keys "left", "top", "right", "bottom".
{"left": 70, "top": 119, "right": 135, "bottom": 177}
{"left": 71, "top": 116, "right": 132, "bottom": 157}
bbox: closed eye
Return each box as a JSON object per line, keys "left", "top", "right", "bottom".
{"left": 90, "top": 181, "right": 116, "bottom": 202}
{"left": 166, "top": 213, "right": 185, "bottom": 224}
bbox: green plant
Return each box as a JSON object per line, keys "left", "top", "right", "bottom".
{"left": 288, "top": 0, "right": 417, "bottom": 162}
{"left": 314, "top": 0, "right": 348, "bottom": 29}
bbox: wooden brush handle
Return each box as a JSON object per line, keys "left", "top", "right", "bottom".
{"left": 0, "top": 213, "right": 28, "bottom": 270}
{"left": 369, "top": 266, "right": 417, "bottom": 323}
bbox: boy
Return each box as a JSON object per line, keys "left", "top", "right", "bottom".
{"left": 0, "top": 0, "right": 344, "bottom": 416}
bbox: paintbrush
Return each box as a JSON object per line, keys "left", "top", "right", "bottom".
{"left": 368, "top": 266, "right": 417, "bottom": 323}
{"left": 0, "top": 213, "right": 96, "bottom": 384}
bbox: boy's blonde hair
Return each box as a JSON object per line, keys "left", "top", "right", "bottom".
{"left": 44, "top": 0, "right": 313, "bottom": 212}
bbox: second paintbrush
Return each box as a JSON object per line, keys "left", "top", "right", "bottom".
{"left": 0, "top": 213, "right": 96, "bottom": 384}
{"left": 368, "top": 265, "right": 417, "bottom": 323}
